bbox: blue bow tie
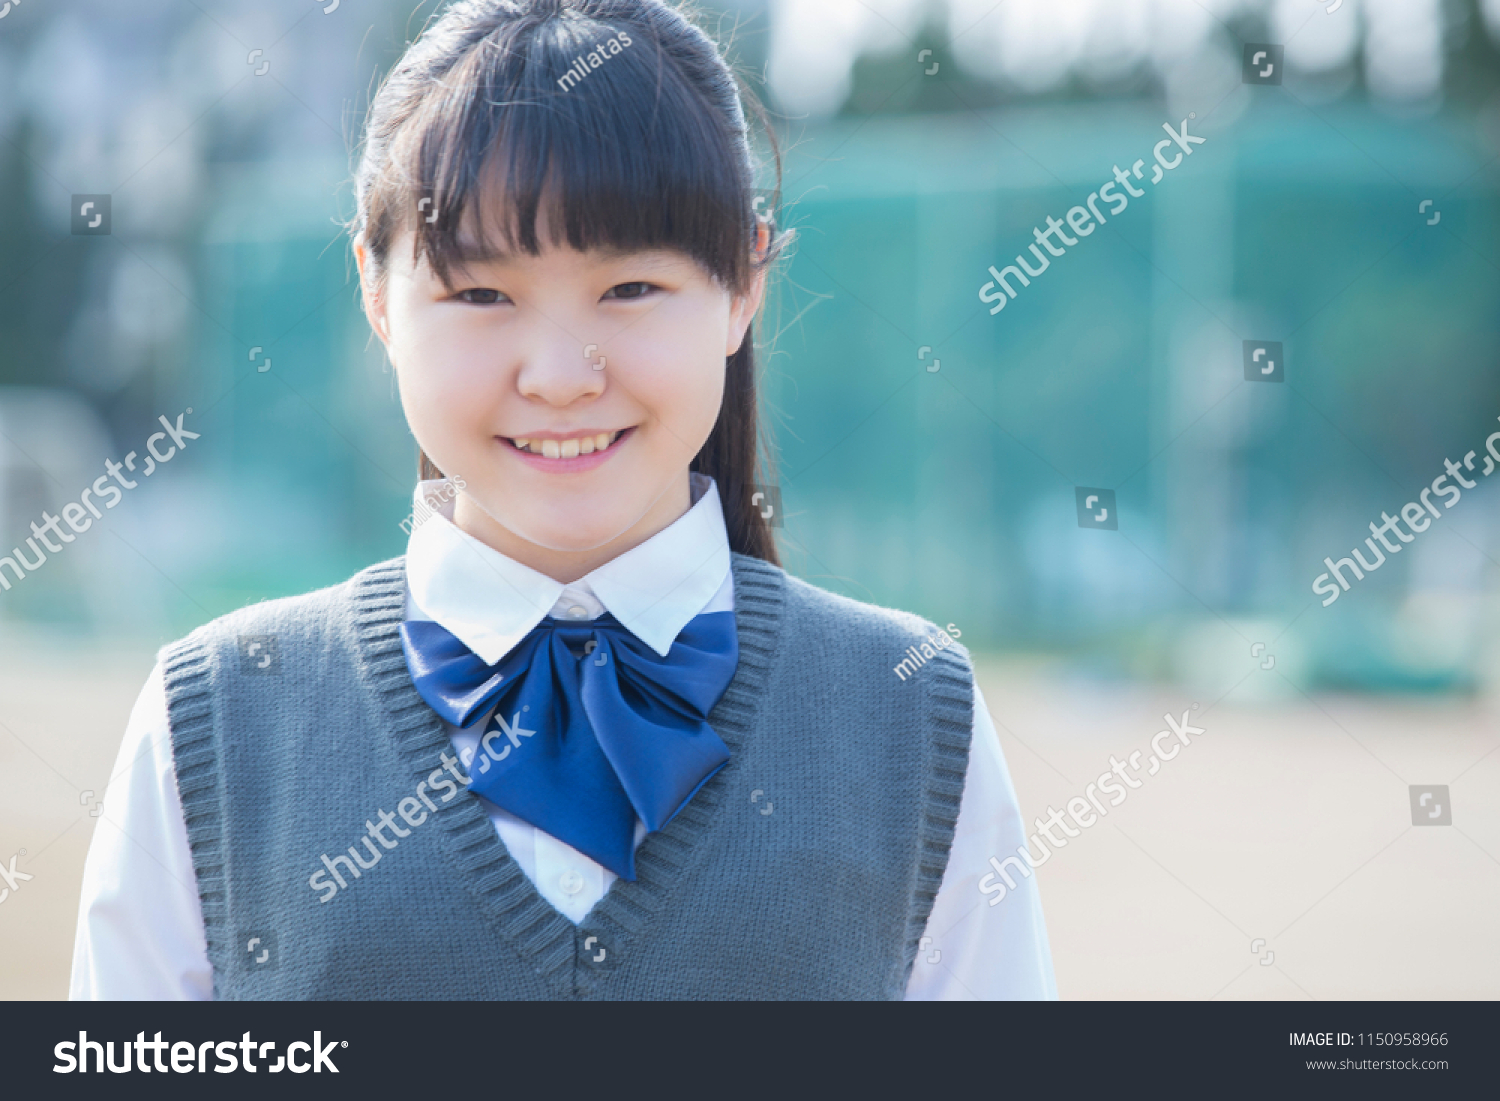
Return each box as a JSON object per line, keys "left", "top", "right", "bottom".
{"left": 399, "top": 609, "right": 737, "bottom": 880}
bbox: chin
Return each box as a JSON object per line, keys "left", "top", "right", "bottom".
{"left": 503, "top": 503, "right": 647, "bottom": 556}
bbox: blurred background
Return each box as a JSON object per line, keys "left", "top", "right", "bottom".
{"left": 1, "top": 0, "right": 1498, "bottom": 1000}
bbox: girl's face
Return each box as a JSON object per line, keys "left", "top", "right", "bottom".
{"left": 357, "top": 203, "right": 765, "bottom": 582}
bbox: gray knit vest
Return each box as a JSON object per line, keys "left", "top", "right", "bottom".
{"left": 163, "top": 553, "right": 973, "bottom": 999}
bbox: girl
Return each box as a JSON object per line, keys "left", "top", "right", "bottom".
{"left": 71, "top": 0, "right": 1054, "bottom": 1000}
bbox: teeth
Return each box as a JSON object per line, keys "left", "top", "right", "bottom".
{"left": 511, "top": 430, "right": 623, "bottom": 457}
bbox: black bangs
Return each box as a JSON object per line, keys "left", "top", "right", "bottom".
{"left": 379, "top": 10, "right": 759, "bottom": 293}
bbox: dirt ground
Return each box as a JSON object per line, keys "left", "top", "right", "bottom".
{"left": 2, "top": 633, "right": 1496, "bottom": 1000}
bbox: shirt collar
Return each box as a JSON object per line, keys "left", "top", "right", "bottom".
{"left": 405, "top": 472, "right": 731, "bottom": 663}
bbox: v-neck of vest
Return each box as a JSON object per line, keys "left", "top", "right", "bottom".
{"left": 350, "top": 551, "right": 785, "bottom": 998}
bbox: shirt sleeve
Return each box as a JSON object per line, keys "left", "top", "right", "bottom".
{"left": 69, "top": 660, "right": 213, "bottom": 1000}
{"left": 903, "top": 681, "right": 1058, "bottom": 1000}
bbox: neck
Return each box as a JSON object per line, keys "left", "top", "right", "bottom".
{"left": 449, "top": 472, "right": 694, "bottom": 584}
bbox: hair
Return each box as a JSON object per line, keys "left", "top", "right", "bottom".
{"left": 348, "top": 0, "right": 789, "bottom": 564}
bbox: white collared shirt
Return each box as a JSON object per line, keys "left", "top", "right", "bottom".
{"left": 69, "top": 474, "right": 1056, "bottom": 1000}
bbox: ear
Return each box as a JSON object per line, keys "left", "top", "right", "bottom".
{"left": 354, "top": 238, "right": 393, "bottom": 351}
{"left": 725, "top": 265, "right": 768, "bottom": 357}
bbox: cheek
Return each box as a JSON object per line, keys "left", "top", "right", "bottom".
{"left": 619, "top": 308, "right": 729, "bottom": 440}
{"left": 629, "top": 352, "right": 721, "bottom": 454}
{"left": 391, "top": 313, "right": 505, "bottom": 455}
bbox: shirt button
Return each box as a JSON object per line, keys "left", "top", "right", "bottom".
{"left": 559, "top": 869, "right": 585, "bottom": 895}
{"left": 567, "top": 605, "right": 587, "bottom": 618}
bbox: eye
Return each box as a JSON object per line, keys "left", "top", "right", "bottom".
{"left": 456, "top": 288, "right": 505, "bottom": 305}
{"left": 603, "top": 281, "right": 658, "bottom": 301}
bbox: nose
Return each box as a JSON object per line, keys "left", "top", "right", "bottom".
{"left": 514, "top": 326, "right": 607, "bottom": 408}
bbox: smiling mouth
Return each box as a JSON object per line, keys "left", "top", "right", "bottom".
{"left": 503, "top": 429, "right": 628, "bottom": 459}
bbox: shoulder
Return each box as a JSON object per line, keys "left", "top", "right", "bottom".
{"left": 738, "top": 555, "right": 972, "bottom": 660}
{"left": 157, "top": 556, "right": 406, "bottom": 672}
{"left": 731, "top": 552, "right": 973, "bottom": 679}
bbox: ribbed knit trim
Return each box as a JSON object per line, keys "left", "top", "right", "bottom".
{"left": 904, "top": 640, "right": 974, "bottom": 982}
{"left": 162, "top": 631, "right": 228, "bottom": 997}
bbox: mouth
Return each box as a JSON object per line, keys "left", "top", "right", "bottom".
{"left": 499, "top": 426, "right": 635, "bottom": 471}
{"left": 503, "top": 428, "right": 628, "bottom": 459}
